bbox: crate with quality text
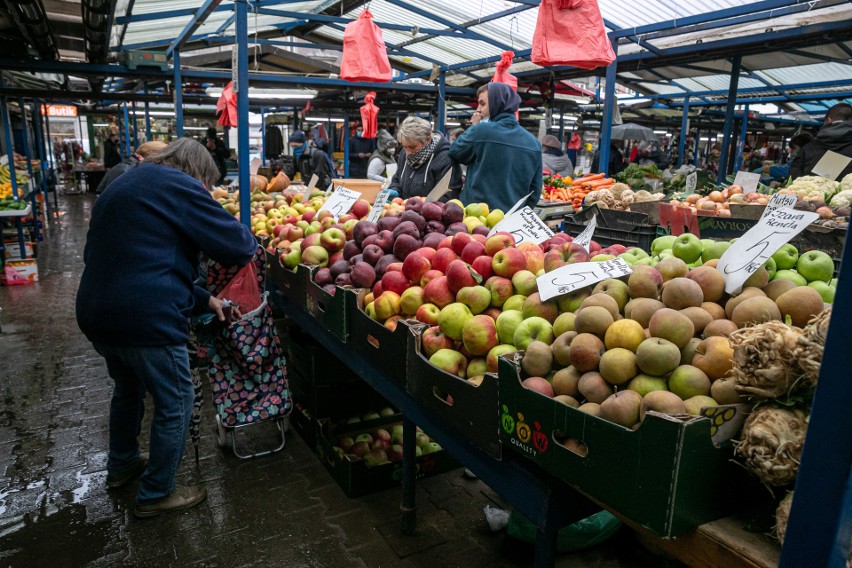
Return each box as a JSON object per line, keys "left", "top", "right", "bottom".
{"left": 406, "top": 326, "right": 502, "bottom": 459}
{"left": 266, "top": 249, "right": 309, "bottom": 307}
{"left": 498, "top": 354, "right": 754, "bottom": 537}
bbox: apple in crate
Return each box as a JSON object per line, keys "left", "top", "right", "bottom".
{"left": 492, "top": 248, "right": 527, "bottom": 278}
{"left": 422, "top": 326, "right": 454, "bottom": 357}
{"left": 429, "top": 349, "right": 467, "bottom": 378}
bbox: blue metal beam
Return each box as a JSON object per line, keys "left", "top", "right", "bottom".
{"left": 396, "top": 4, "right": 536, "bottom": 49}
{"left": 599, "top": 41, "right": 618, "bottom": 176}
{"left": 717, "top": 56, "right": 741, "bottom": 184}
{"left": 0, "top": 96, "right": 27, "bottom": 255}
{"left": 236, "top": 0, "right": 250, "bottom": 226}
{"left": 166, "top": 0, "right": 224, "bottom": 59}
{"left": 18, "top": 99, "right": 39, "bottom": 244}
{"left": 734, "top": 104, "right": 749, "bottom": 172}
{"left": 437, "top": 70, "right": 446, "bottom": 133}
{"left": 215, "top": 13, "right": 236, "bottom": 34}
{"left": 677, "top": 96, "right": 689, "bottom": 168}
{"left": 173, "top": 50, "right": 184, "bottom": 137}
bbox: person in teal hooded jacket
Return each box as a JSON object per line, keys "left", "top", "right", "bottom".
{"left": 449, "top": 82, "right": 542, "bottom": 212}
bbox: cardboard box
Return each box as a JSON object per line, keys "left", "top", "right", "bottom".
{"left": 406, "top": 326, "right": 502, "bottom": 459}
{"left": 315, "top": 417, "right": 459, "bottom": 498}
{"left": 332, "top": 179, "right": 383, "bottom": 203}
{"left": 497, "top": 353, "right": 756, "bottom": 537}
{"left": 2, "top": 259, "right": 38, "bottom": 284}
{"left": 305, "top": 268, "right": 349, "bottom": 342}
{"left": 4, "top": 239, "right": 34, "bottom": 259}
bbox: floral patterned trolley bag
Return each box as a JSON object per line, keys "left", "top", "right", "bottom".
{"left": 195, "top": 246, "right": 292, "bottom": 459}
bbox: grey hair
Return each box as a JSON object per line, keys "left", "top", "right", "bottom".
{"left": 397, "top": 116, "right": 433, "bottom": 146}
{"left": 147, "top": 138, "right": 221, "bottom": 188}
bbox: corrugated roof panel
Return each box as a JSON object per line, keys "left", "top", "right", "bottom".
{"left": 758, "top": 63, "right": 852, "bottom": 87}
{"left": 597, "top": 0, "right": 766, "bottom": 30}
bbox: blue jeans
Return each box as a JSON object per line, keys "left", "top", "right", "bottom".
{"left": 93, "top": 342, "right": 194, "bottom": 503}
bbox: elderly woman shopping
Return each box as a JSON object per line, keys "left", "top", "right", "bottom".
{"left": 387, "top": 116, "right": 462, "bottom": 200}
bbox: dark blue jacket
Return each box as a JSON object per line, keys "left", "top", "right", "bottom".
{"left": 450, "top": 83, "right": 542, "bottom": 211}
{"left": 76, "top": 163, "right": 257, "bottom": 347}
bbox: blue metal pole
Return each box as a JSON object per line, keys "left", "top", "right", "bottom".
{"left": 558, "top": 106, "right": 564, "bottom": 143}
{"left": 131, "top": 101, "right": 139, "bottom": 148}
{"left": 343, "top": 111, "right": 350, "bottom": 178}
{"left": 437, "top": 70, "right": 446, "bottom": 134}
{"left": 260, "top": 107, "right": 266, "bottom": 167}
{"left": 173, "top": 49, "right": 184, "bottom": 138}
{"left": 235, "top": 0, "right": 250, "bottom": 226}
{"left": 693, "top": 128, "right": 701, "bottom": 167}
{"left": 144, "top": 81, "right": 152, "bottom": 140}
{"left": 123, "top": 103, "right": 131, "bottom": 154}
{"left": 1, "top": 97, "right": 27, "bottom": 257}
{"left": 18, "top": 99, "right": 39, "bottom": 244}
{"left": 599, "top": 42, "right": 618, "bottom": 175}
{"left": 678, "top": 96, "right": 690, "bottom": 167}
{"left": 717, "top": 56, "right": 741, "bottom": 184}
{"left": 734, "top": 105, "right": 749, "bottom": 172}
{"left": 32, "top": 102, "right": 51, "bottom": 222}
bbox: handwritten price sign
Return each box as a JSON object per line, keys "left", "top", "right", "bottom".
{"left": 734, "top": 171, "right": 761, "bottom": 194}
{"left": 488, "top": 207, "right": 553, "bottom": 245}
{"left": 759, "top": 193, "right": 798, "bottom": 221}
{"left": 685, "top": 172, "right": 697, "bottom": 192}
{"left": 572, "top": 214, "right": 597, "bottom": 252}
{"left": 537, "top": 258, "right": 632, "bottom": 302}
{"left": 717, "top": 207, "right": 819, "bottom": 294}
{"left": 318, "top": 186, "right": 361, "bottom": 222}
{"left": 366, "top": 190, "right": 390, "bottom": 224}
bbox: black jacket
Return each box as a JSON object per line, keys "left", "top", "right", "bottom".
{"left": 591, "top": 144, "right": 626, "bottom": 176}
{"left": 104, "top": 138, "right": 122, "bottom": 169}
{"left": 286, "top": 144, "right": 333, "bottom": 190}
{"left": 348, "top": 135, "right": 375, "bottom": 178}
{"left": 96, "top": 156, "right": 138, "bottom": 194}
{"left": 790, "top": 122, "right": 852, "bottom": 180}
{"left": 389, "top": 134, "right": 462, "bottom": 200}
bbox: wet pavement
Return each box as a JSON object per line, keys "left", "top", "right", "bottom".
{"left": 0, "top": 194, "right": 674, "bottom": 567}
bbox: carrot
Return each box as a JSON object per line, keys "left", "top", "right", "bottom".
{"left": 572, "top": 173, "right": 606, "bottom": 184}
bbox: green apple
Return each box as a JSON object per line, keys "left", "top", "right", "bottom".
{"left": 671, "top": 233, "right": 703, "bottom": 263}
{"left": 796, "top": 250, "right": 834, "bottom": 283}
{"left": 808, "top": 281, "right": 835, "bottom": 303}
{"left": 464, "top": 202, "right": 489, "bottom": 218}
{"left": 771, "top": 243, "right": 799, "bottom": 270}
{"left": 701, "top": 241, "right": 731, "bottom": 263}
{"left": 503, "top": 294, "right": 527, "bottom": 312}
{"left": 658, "top": 250, "right": 674, "bottom": 259}
{"left": 830, "top": 278, "right": 838, "bottom": 287}
{"left": 512, "top": 317, "right": 554, "bottom": 350}
{"left": 773, "top": 269, "right": 807, "bottom": 287}
{"left": 633, "top": 257, "right": 655, "bottom": 266}
{"left": 590, "top": 254, "right": 616, "bottom": 262}
{"left": 618, "top": 248, "right": 649, "bottom": 265}
{"left": 651, "top": 235, "right": 677, "bottom": 256}
{"left": 763, "top": 257, "right": 777, "bottom": 280}
{"left": 495, "top": 310, "right": 525, "bottom": 345}
{"left": 437, "top": 303, "right": 474, "bottom": 340}
{"left": 486, "top": 209, "right": 504, "bottom": 228}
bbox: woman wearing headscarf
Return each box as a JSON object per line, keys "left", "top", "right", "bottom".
{"left": 387, "top": 117, "right": 462, "bottom": 200}
{"left": 450, "top": 82, "right": 542, "bottom": 211}
{"left": 366, "top": 130, "right": 398, "bottom": 184}
{"left": 540, "top": 134, "right": 573, "bottom": 177}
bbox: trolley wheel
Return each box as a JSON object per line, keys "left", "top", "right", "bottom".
{"left": 215, "top": 415, "right": 229, "bottom": 449}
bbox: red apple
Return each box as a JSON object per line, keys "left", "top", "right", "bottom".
{"left": 485, "top": 233, "right": 515, "bottom": 256}
{"left": 402, "top": 252, "right": 431, "bottom": 284}
{"left": 460, "top": 241, "right": 486, "bottom": 264}
{"left": 524, "top": 249, "right": 545, "bottom": 273}
{"left": 416, "top": 303, "right": 441, "bottom": 325}
{"left": 446, "top": 259, "right": 478, "bottom": 294}
{"left": 382, "top": 271, "right": 410, "bottom": 296}
{"left": 422, "top": 276, "right": 454, "bottom": 308}
{"left": 451, "top": 233, "right": 473, "bottom": 256}
{"left": 485, "top": 276, "right": 514, "bottom": 308}
{"left": 492, "top": 248, "right": 527, "bottom": 278}
{"left": 432, "top": 248, "right": 458, "bottom": 273}
{"left": 415, "top": 247, "right": 437, "bottom": 265}
{"left": 351, "top": 199, "right": 370, "bottom": 219}
{"left": 562, "top": 242, "right": 590, "bottom": 264}
{"left": 516, "top": 242, "right": 540, "bottom": 254}
{"left": 420, "top": 269, "right": 444, "bottom": 287}
{"left": 437, "top": 236, "right": 453, "bottom": 250}
{"left": 422, "top": 325, "right": 454, "bottom": 357}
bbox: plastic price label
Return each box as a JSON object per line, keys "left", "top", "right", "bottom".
{"left": 425, "top": 170, "right": 452, "bottom": 202}
{"left": 685, "top": 172, "right": 697, "bottom": 192}
{"left": 811, "top": 150, "right": 852, "bottom": 181}
{"left": 386, "top": 163, "right": 398, "bottom": 179}
{"left": 733, "top": 171, "right": 761, "bottom": 194}
{"left": 572, "top": 214, "right": 597, "bottom": 252}
{"left": 506, "top": 191, "right": 534, "bottom": 217}
{"left": 306, "top": 174, "right": 319, "bottom": 191}
{"left": 324, "top": 181, "right": 334, "bottom": 197}
{"left": 537, "top": 258, "right": 632, "bottom": 302}
{"left": 366, "top": 190, "right": 390, "bottom": 224}
{"left": 717, "top": 207, "right": 819, "bottom": 294}
{"left": 488, "top": 207, "right": 553, "bottom": 245}
{"left": 759, "top": 193, "right": 798, "bottom": 221}
{"left": 318, "top": 186, "right": 361, "bottom": 221}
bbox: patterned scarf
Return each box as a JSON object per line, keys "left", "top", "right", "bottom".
{"left": 406, "top": 133, "right": 439, "bottom": 169}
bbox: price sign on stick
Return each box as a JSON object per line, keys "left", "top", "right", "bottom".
{"left": 386, "top": 163, "right": 398, "bottom": 179}
{"left": 425, "top": 170, "right": 452, "bottom": 202}
{"left": 685, "top": 172, "right": 698, "bottom": 192}
{"left": 716, "top": 207, "right": 819, "bottom": 294}
{"left": 733, "top": 171, "right": 761, "bottom": 194}
{"left": 488, "top": 207, "right": 553, "bottom": 244}
{"left": 306, "top": 174, "right": 319, "bottom": 191}
{"left": 318, "top": 187, "right": 361, "bottom": 222}
{"left": 759, "top": 193, "right": 798, "bottom": 221}
{"left": 811, "top": 150, "right": 852, "bottom": 181}
{"left": 506, "top": 192, "right": 534, "bottom": 217}
{"left": 572, "top": 214, "right": 597, "bottom": 252}
{"left": 324, "top": 181, "right": 334, "bottom": 197}
{"left": 366, "top": 190, "right": 390, "bottom": 224}
{"left": 538, "top": 258, "right": 632, "bottom": 302}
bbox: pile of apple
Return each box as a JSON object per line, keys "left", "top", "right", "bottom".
{"left": 333, "top": 421, "right": 442, "bottom": 467}
{"left": 211, "top": 186, "right": 329, "bottom": 236}
{"left": 648, "top": 234, "right": 837, "bottom": 303}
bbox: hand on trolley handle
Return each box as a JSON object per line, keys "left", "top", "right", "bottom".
{"left": 208, "top": 296, "right": 242, "bottom": 322}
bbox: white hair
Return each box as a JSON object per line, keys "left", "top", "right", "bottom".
{"left": 396, "top": 116, "right": 433, "bottom": 146}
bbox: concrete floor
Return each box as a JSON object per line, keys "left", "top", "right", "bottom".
{"left": 0, "top": 193, "right": 676, "bottom": 568}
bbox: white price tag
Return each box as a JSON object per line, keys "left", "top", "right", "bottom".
{"left": 734, "top": 171, "right": 761, "bottom": 194}
{"left": 759, "top": 193, "right": 798, "bottom": 221}
{"left": 386, "top": 163, "right": 398, "bottom": 179}
{"left": 685, "top": 172, "right": 697, "bottom": 192}
{"left": 324, "top": 181, "right": 334, "bottom": 197}
{"left": 506, "top": 191, "right": 534, "bottom": 217}
{"left": 572, "top": 214, "right": 597, "bottom": 252}
{"left": 487, "top": 207, "right": 553, "bottom": 245}
{"left": 537, "top": 258, "right": 632, "bottom": 302}
{"left": 318, "top": 186, "right": 361, "bottom": 221}
{"left": 811, "top": 150, "right": 852, "bottom": 181}
{"left": 425, "top": 170, "right": 452, "bottom": 202}
{"left": 249, "top": 158, "right": 261, "bottom": 175}
{"left": 717, "top": 207, "right": 819, "bottom": 294}
{"left": 306, "top": 174, "right": 319, "bottom": 190}
{"left": 366, "top": 190, "right": 390, "bottom": 223}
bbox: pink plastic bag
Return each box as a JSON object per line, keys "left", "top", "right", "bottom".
{"left": 216, "top": 82, "right": 238, "bottom": 127}
{"left": 216, "top": 262, "right": 261, "bottom": 314}
{"left": 491, "top": 51, "right": 518, "bottom": 91}
{"left": 360, "top": 92, "right": 379, "bottom": 139}
{"left": 531, "top": 0, "right": 615, "bottom": 70}
{"left": 340, "top": 9, "right": 392, "bottom": 83}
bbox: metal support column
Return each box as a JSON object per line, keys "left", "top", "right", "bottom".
{"left": 18, "top": 100, "right": 39, "bottom": 243}
{"left": 144, "top": 82, "right": 152, "bottom": 140}
{"left": 173, "top": 49, "right": 184, "bottom": 138}
{"left": 734, "top": 105, "right": 749, "bottom": 172}
{"left": 693, "top": 128, "right": 701, "bottom": 167}
{"left": 343, "top": 111, "right": 350, "bottom": 179}
{"left": 558, "top": 105, "right": 565, "bottom": 143}
{"left": 260, "top": 107, "right": 266, "bottom": 167}
{"left": 32, "top": 102, "right": 51, "bottom": 221}
{"left": 717, "top": 56, "right": 741, "bottom": 184}
{"left": 235, "top": 0, "right": 250, "bottom": 226}
{"left": 678, "top": 96, "right": 690, "bottom": 167}
{"left": 44, "top": 110, "right": 54, "bottom": 170}
{"left": 131, "top": 102, "right": 138, "bottom": 147}
{"left": 1, "top": 96, "right": 27, "bottom": 257}
{"left": 123, "top": 103, "right": 131, "bottom": 154}
{"left": 437, "top": 70, "right": 446, "bottom": 133}
{"left": 599, "top": 42, "right": 618, "bottom": 176}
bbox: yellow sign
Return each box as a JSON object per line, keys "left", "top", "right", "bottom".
{"left": 43, "top": 105, "right": 77, "bottom": 117}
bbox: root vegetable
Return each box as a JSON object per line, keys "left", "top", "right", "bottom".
{"left": 775, "top": 492, "right": 793, "bottom": 544}
{"left": 729, "top": 322, "right": 803, "bottom": 400}
{"left": 793, "top": 307, "right": 832, "bottom": 387}
{"left": 734, "top": 406, "right": 808, "bottom": 487}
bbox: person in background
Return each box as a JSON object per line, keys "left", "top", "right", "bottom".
{"left": 96, "top": 141, "right": 167, "bottom": 194}
{"left": 286, "top": 129, "right": 334, "bottom": 189}
{"left": 791, "top": 103, "right": 852, "bottom": 180}
{"left": 104, "top": 132, "right": 122, "bottom": 169}
{"left": 76, "top": 138, "right": 257, "bottom": 519}
{"left": 205, "top": 127, "right": 229, "bottom": 185}
{"left": 787, "top": 132, "right": 813, "bottom": 166}
{"left": 449, "top": 128, "right": 465, "bottom": 143}
{"left": 366, "top": 130, "right": 398, "bottom": 184}
{"left": 629, "top": 142, "right": 640, "bottom": 163}
{"left": 540, "top": 134, "right": 573, "bottom": 177}
{"left": 450, "top": 82, "right": 542, "bottom": 211}
{"left": 590, "top": 141, "right": 626, "bottom": 176}
{"left": 388, "top": 117, "right": 461, "bottom": 200}
{"left": 348, "top": 124, "right": 375, "bottom": 178}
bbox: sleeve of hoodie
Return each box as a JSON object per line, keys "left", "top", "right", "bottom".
{"left": 526, "top": 152, "right": 543, "bottom": 208}
{"left": 448, "top": 127, "right": 480, "bottom": 166}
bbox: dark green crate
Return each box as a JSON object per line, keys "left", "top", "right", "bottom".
{"left": 305, "top": 268, "right": 349, "bottom": 342}
{"left": 283, "top": 326, "right": 358, "bottom": 387}
{"left": 266, "top": 250, "right": 309, "bottom": 307}
{"left": 497, "top": 354, "right": 755, "bottom": 537}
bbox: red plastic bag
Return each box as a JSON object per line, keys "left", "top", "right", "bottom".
{"left": 360, "top": 92, "right": 379, "bottom": 139}
{"left": 531, "top": 0, "right": 615, "bottom": 70}
{"left": 340, "top": 9, "right": 392, "bottom": 83}
{"left": 216, "top": 261, "right": 261, "bottom": 314}
{"left": 217, "top": 82, "right": 238, "bottom": 127}
{"left": 491, "top": 51, "right": 518, "bottom": 91}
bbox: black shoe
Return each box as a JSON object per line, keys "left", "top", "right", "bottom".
{"left": 106, "top": 456, "right": 148, "bottom": 489}
{"left": 133, "top": 485, "right": 208, "bottom": 519}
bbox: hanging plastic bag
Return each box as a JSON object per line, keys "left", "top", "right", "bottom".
{"left": 360, "top": 92, "right": 379, "bottom": 139}
{"left": 216, "top": 261, "right": 261, "bottom": 314}
{"left": 491, "top": 51, "right": 518, "bottom": 91}
{"left": 531, "top": 0, "right": 616, "bottom": 70}
{"left": 217, "top": 81, "right": 238, "bottom": 127}
{"left": 340, "top": 9, "right": 392, "bottom": 83}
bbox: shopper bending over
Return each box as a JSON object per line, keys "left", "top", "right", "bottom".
{"left": 366, "top": 130, "right": 398, "bottom": 184}
{"left": 791, "top": 102, "right": 852, "bottom": 180}
{"left": 76, "top": 138, "right": 257, "bottom": 518}
{"left": 96, "top": 140, "right": 167, "bottom": 194}
{"left": 540, "top": 134, "right": 573, "bottom": 177}
{"left": 450, "top": 82, "right": 542, "bottom": 211}
{"left": 388, "top": 116, "right": 462, "bottom": 200}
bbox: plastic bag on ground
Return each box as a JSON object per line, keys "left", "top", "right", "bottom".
{"left": 340, "top": 9, "right": 392, "bottom": 83}
{"left": 506, "top": 509, "right": 621, "bottom": 552}
{"left": 531, "top": 0, "right": 616, "bottom": 70}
